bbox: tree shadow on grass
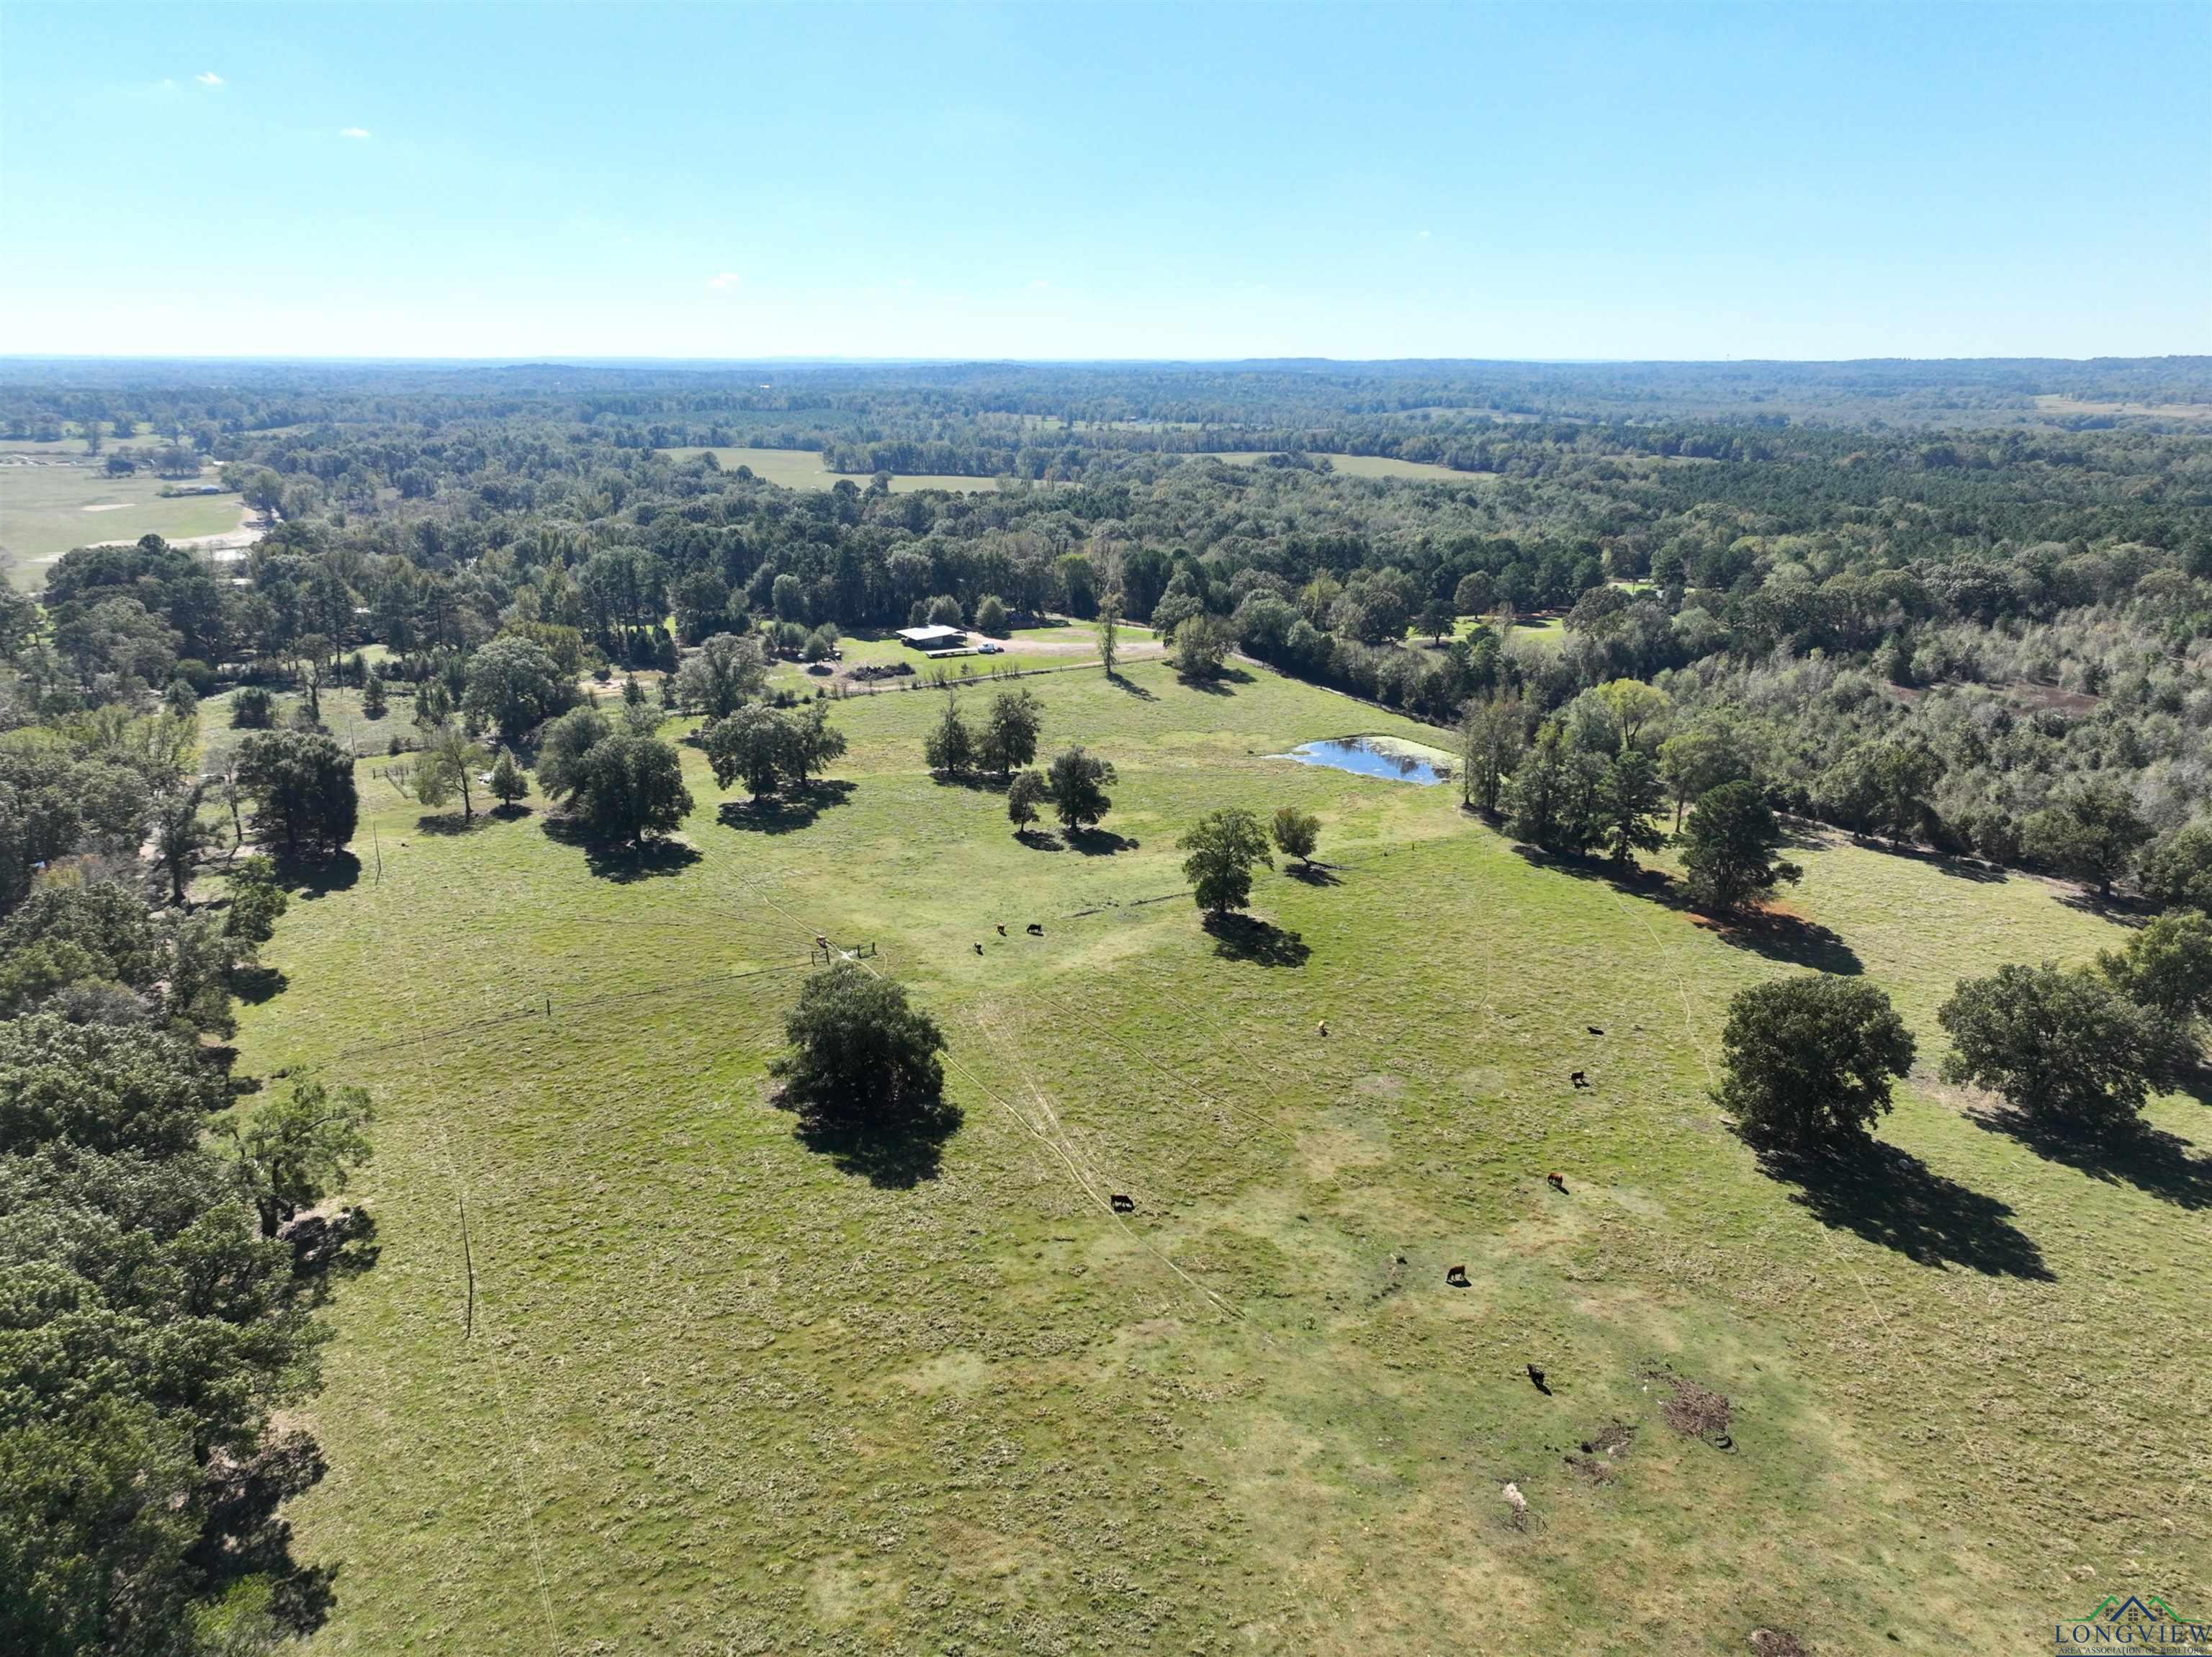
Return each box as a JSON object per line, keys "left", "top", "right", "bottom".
{"left": 274, "top": 851, "right": 359, "bottom": 899}
{"left": 188, "top": 1429, "right": 342, "bottom": 1640}
{"left": 1013, "top": 827, "right": 1065, "bottom": 852}
{"left": 716, "top": 779, "right": 855, "bottom": 835}
{"left": 490, "top": 802, "right": 534, "bottom": 822}
{"left": 1203, "top": 911, "right": 1311, "bottom": 968}
{"left": 413, "top": 811, "right": 490, "bottom": 836}
{"left": 1068, "top": 827, "right": 1138, "bottom": 856}
{"left": 1511, "top": 843, "right": 1864, "bottom": 975}
{"left": 543, "top": 819, "right": 703, "bottom": 882}
{"left": 1179, "top": 665, "right": 1254, "bottom": 697}
{"left": 2053, "top": 886, "right": 2146, "bottom": 925}
{"left": 929, "top": 770, "right": 1010, "bottom": 793}
{"left": 1691, "top": 910, "right": 1863, "bottom": 976}
{"left": 791, "top": 1100, "right": 963, "bottom": 1189}
{"left": 1105, "top": 673, "right": 1157, "bottom": 701}
{"left": 1285, "top": 861, "right": 1342, "bottom": 887}
{"left": 1750, "top": 1135, "right": 2053, "bottom": 1280}
{"left": 1969, "top": 1107, "right": 2212, "bottom": 1211}
{"left": 231, "top": 962, "right": 289, "bottom": 1005}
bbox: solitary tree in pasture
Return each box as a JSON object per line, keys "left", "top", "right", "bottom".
{"left": 1181, "top": 807, "right": 1274, "bottom": 917}
{"left": 1046, "top": 746, "right": 1115, "bottom": 833}
{"left": 1097, "top": 585, "right": 1123, "bottom": 678}
{"left": 1715, "top": 977, "right": 1915, "bottom": 1146}
{"left": 979, "top": 688, "right": 1043, "bottom": 776}
{"left": 413, "top": 724, "right": 489, "bottom": 822}
{"left": 1938, "top": 963, "right": 2156, "bottom": 1139}
{"left": 1271, "top": 805, "right": 1321, "bottom": 870}
{"left": 773, "top": 961, "right": 949, "bottom": 1134}
{"left": 569, "top": 732, "right": 693, "bottom": 846}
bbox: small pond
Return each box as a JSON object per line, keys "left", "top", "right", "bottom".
{"left": 1272, "top": 736, "right": 1452, "bottom": 786}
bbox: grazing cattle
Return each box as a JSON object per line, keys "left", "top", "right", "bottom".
{"left": 1526, "top": 1363, "right": 1550, "bottom": 1393}
{"left": 1547, "top": 1172, "right": 1568, "bottom": 1194}
{"left": 1026, "top": 922, "right": 1044, "bottom": 935}
{"left": 1587, "top": 1025, "right": 1604, "bottom": 1036}
{"left": 1445, "top": 1264, "right": 1470, "bottom": 1287}
{"left": 1318, "top": 1020, "right": 1329, "bottom": 1038}
{"left": 974, "top": 942, "right": 984, "bottom": 956}
{"left": 996, "top": 923, "right": 1007, "bottom": 936}
{"left": 1110, "top": 1193, "right": 1136, "bottom": 1213}
{"left": 1570, "top": 1070, "right": 1589, "bottom": 1089}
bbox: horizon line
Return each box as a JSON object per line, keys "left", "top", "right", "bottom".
{"left": 2, "top": 351, "right": 2208, "bottom": 370}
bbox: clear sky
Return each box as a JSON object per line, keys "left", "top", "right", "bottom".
{"left": 3, "top": 1, "right": 2206, "bottom": 362}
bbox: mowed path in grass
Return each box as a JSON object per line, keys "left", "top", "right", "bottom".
{"left": 240, "top": 660, "right": 2211, "bottom": 1655}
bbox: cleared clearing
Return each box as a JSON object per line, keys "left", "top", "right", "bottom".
{"left": 662, "top": 446, "right": 1012, "bottom": 493}
{"left": 220, "top": 656, "right": 2209, "bottom": 1656}
{"left": 0, "top": 458, "right": 245, "bottom": 582}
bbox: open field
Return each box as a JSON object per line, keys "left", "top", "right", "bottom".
{"left": 662, "top": 447, "right": 1012, "bottom": 493}
{"left": 660, "top": 446, "right": 1479, "bottom": 491}
{"left": 2033, "top": 395, "right": 2212, "bottom": 422}
{"left": 0, "top": 457, "right": 244, "bottom": 582}
{"left": 769, "top": 621, "right": 1166, "bottom": 696}
{"left": 226, "top": 657, "right": 2209, "bottom": 1655}
{"left": 1202, "top": 451, "right": 1480, "bottom": 484}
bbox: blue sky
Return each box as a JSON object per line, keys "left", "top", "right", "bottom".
{"left": 3, "top": 2, "right": 2206, "bottom": 361}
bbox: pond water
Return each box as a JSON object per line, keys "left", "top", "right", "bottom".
{"left": 1274, "top": 737, "right": 1451, "bottom": 786}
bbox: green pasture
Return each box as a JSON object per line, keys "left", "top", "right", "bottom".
{"left": 662, "top": 447, "right": 1011, "bottom": 493}
{"left": 226, "top": 657, "right": 2207, "bottom": 1655}
{"left": 1202, "top": 451, "right": 1478, "bottom": 484}
{"left": 0, "top": 459, "right": 241, "bottom": 583}
{"left": 660, "top": 445, "right": 1477, "bottom": 492}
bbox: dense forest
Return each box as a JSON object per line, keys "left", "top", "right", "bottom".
{"left": 6, "top": 355, "right": 2212, "bottom": 1648}
{"left": 8, "top": 356, "right": 2212, "bottom": 878}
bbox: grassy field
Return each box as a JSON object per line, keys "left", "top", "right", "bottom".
{"left": 1202, "top": 452, "right": 1479, "bottom": 484}
{"left": 0, "top": 459, "right": 243, "bottom": 582}
{"left": 660, "top": 446, "right": 1478, "bottom": 491}
{"left": 225, "top": 657, "right": 2209, "bottom": 1655}
{"left": 662, "top": 447, "right": 1012, "bottom": 493}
